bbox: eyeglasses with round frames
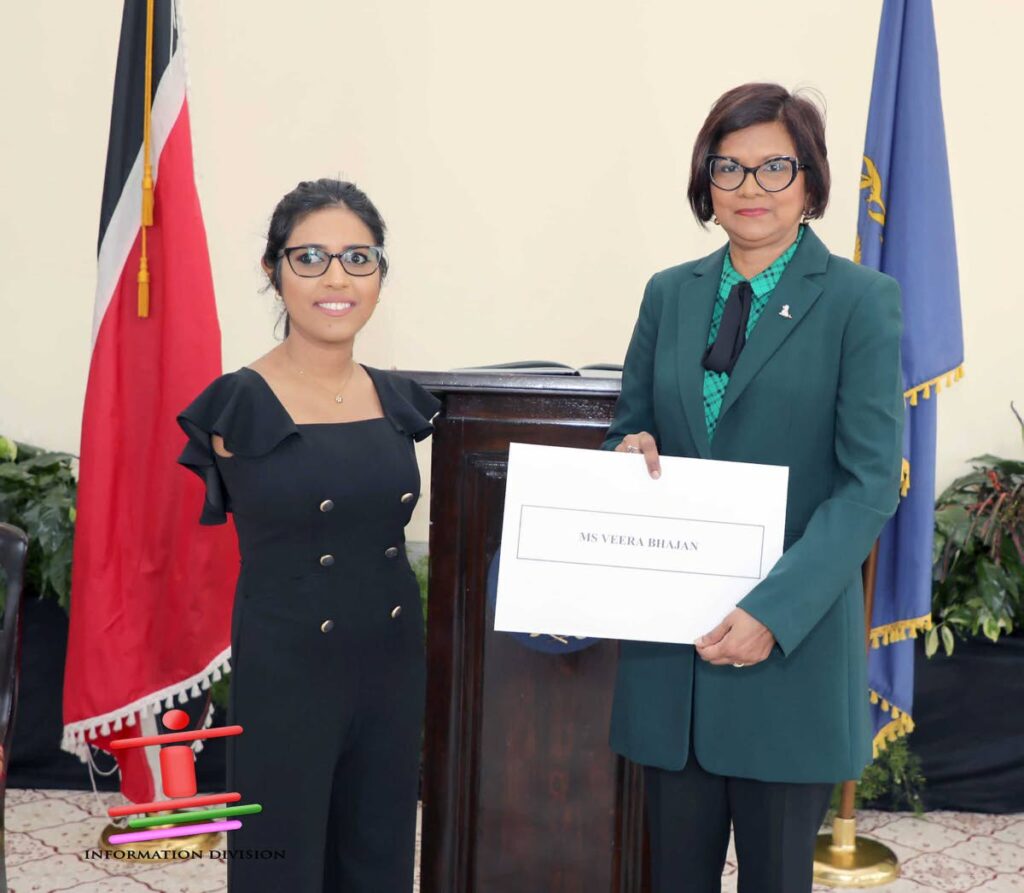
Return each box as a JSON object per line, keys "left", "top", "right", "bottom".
{"left": 278, "top": 244, "right": 386, "bottom": 278}
{"left": 706, "top": 155, "right": 808, "bottom": 193}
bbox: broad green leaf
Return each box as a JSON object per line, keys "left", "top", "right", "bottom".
{"left": 0, "top": 465, "right": 32, "bottom": 483}
{"left": 985, "top": 457, "right": 1024, "bottom": 476}
{"left": 940, "top": 625, "right": 955, "bottom": 656}
{"left": 18, "top": 452, "right": 76, "bottom": 470}
{"left": 934, "top": 504, "right": 971, "bottom": 532}
{"left": 968, "top": 454, "right": 1007, "bottom": 470}
{"left": 977, "top": 563, "right": 1009, "bottom": 614}
{"left": 982, "top": 616, "right": 1001, "bottom": 641}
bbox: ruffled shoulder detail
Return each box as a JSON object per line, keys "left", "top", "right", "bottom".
{"left": 179, "top": 368, "right": 299, "bottom": 458}
{"left": 176, "top": 369, "right": 299, "bottom": 524}
{"left": 365, "top": 366, "right": 442, "bottom": 443}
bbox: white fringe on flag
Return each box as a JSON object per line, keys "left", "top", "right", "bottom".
{"left": 60, "top": 644, "right": 231, "bottom": 761}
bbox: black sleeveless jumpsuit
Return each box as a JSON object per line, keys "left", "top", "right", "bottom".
{"left": 177, "top": 365, "right": 439, "bottom": 892}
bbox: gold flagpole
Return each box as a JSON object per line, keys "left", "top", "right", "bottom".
{"left": 813, "top": 542, "right": 899, "bottom": 886}
{"left": 138, "top": 0, "right": 155, "bottom": 317}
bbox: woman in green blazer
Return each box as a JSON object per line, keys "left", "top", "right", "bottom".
{"left": 602, "top": 83, "right": 904, "bottom": 893}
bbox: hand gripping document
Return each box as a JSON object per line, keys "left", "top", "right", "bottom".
{"left": 494, "top": 443, "right": 789, "bottom": 645}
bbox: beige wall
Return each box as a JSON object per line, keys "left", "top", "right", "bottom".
{"left": 1, "top": 1, "right": 1019, "bottom": 543}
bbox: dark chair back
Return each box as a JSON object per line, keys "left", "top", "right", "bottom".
{"left": 0, "top": 522, "right": 28, "bottom": 891}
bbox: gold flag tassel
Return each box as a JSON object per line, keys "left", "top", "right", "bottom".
{"left": 138, "top": 0, "right": 156, "bottom": 317}
{"left": 905, "top": 364, "right": 964, "bottom": 406}
{"left": 869, "top": 613, "right": 932, "bottom": 650}
{"left": 869, "top": 690, "right": 917, "bottom": 758}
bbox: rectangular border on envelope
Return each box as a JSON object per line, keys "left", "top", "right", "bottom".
{"left": 515, "top": 504, "right": 766, "bottom": 580}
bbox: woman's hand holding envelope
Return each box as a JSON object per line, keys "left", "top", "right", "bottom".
{"left": 616, "top": 431, "right": 662, "bottom": 479}
{"left": 694, "top": 608, "right": 776, "bottom": 667}
{"left": 617, "top": 432, "right": 776, "bottom": 666}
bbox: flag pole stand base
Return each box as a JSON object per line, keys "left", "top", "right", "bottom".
{"left": 813, "top": 817, "right": 899, "bottom": 887}
{"left": 99, "top": 823, "right": 223, "bottom": 861}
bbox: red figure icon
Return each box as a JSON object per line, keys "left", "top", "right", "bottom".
{"left": 109, "top": 711, "right": 245, "bottom": 818}
{"left": 105, "top": 711, "right": 258, "bottom": 845}
{"left": 160, "top": 709, "right": 197, "bottom": 797}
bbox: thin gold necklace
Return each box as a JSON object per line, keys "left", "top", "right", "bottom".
{"left": 289, "top": 357, "right": 357, "bottom": 404}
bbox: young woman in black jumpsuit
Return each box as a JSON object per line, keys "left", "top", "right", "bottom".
{"left": 177, "top": 180, "right": 439, "bottom": 891}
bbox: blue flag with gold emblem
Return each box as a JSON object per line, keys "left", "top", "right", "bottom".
{"left": 857, "top": 0, "right": 964, "bottom": 755}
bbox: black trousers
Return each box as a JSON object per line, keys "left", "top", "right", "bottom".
{"left": 644, "top": 759, "right": 832, "bottom": 893}
{"left": 226, "top": 566, "right": 426, "bottom": 892}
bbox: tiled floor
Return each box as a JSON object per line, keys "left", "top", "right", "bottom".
{"left": 4, "top": 788, "right": 1023, "bottom": 891}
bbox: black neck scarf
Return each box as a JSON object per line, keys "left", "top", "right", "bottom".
{"left": 702, "top": 281, "right": 753, "bottom": 376}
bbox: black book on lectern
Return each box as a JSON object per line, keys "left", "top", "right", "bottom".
{"left": 450, "top": 360, "right": 622, "bottom": 377}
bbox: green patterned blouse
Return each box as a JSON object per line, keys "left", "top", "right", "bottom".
{"left": 703, "top": 226, "right": 805, "bottom": 439}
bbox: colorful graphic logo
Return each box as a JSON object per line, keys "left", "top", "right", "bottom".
{"left": 106, "top": 710, "right": 260, "bottom": 845}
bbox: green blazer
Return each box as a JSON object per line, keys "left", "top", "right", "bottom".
{"left": 602, "top": 227, "right": 904, "bottom": 783}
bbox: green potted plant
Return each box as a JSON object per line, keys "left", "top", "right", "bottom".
{"left": 910, "top": 404, "right": 1024, "bottom": 812}
{"left": 928, "top": 408, "right": 1023, "bottom": 655}
{"left": 0, "top": 436, "right": 77, "bottom": 609}
{"left": 0, "top": 436, "right": 90, "bottom": 788}
{"left": 832, "top": 735, "right": 926, "bottom": 815}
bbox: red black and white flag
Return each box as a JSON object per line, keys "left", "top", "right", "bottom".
{"left": 62, "top": 0, "right": 236, "bottom": 803}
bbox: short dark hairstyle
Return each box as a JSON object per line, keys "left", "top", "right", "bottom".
{"left": 687, "top": 83, "right": 830, "bottom": 226}
{"left": 262, "top": 178, "right": 389, "bottom": 293}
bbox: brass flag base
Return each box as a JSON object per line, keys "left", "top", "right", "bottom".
{"left": 813, "top": 817, "right": 900, "bottom": 887}
{"left": 99, "top": 822, "right": 222, "bottom": 861}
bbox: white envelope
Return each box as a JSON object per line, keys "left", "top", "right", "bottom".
{"left": 494, "top": 443, "right": 789, "bottom": 645}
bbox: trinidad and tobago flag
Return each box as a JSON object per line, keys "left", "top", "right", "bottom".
{"left": 62, "top": 0, "right": 236, "bottom": 803}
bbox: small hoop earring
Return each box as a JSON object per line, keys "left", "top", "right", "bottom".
{"left": 712, "top": 215, "right": 721, "bottom": 226}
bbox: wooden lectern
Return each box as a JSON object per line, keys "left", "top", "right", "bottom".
{"left": 406, "top": 371, "right": 648, "bottom": 893}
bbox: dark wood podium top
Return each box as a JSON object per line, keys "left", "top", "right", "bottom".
{"left": 396, "top": 369, "right": 622, "bottom": 398}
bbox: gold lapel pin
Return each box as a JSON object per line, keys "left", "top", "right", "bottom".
{"left": 779, "top": 304, "right": 793, "bottom": 319}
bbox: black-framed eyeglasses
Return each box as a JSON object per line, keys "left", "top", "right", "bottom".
{"left": 706, "top": 155, "right": 808, "bottom": 193}
{"left": 278, "top": 244, "right": 386, "bottom": 278}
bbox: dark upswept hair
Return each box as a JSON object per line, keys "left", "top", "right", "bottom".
{"left": 262, "top": 178, "right": 389, "bottom": 293}
{"left": 687, "top": 83, "right": 830, "bottom": 227}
